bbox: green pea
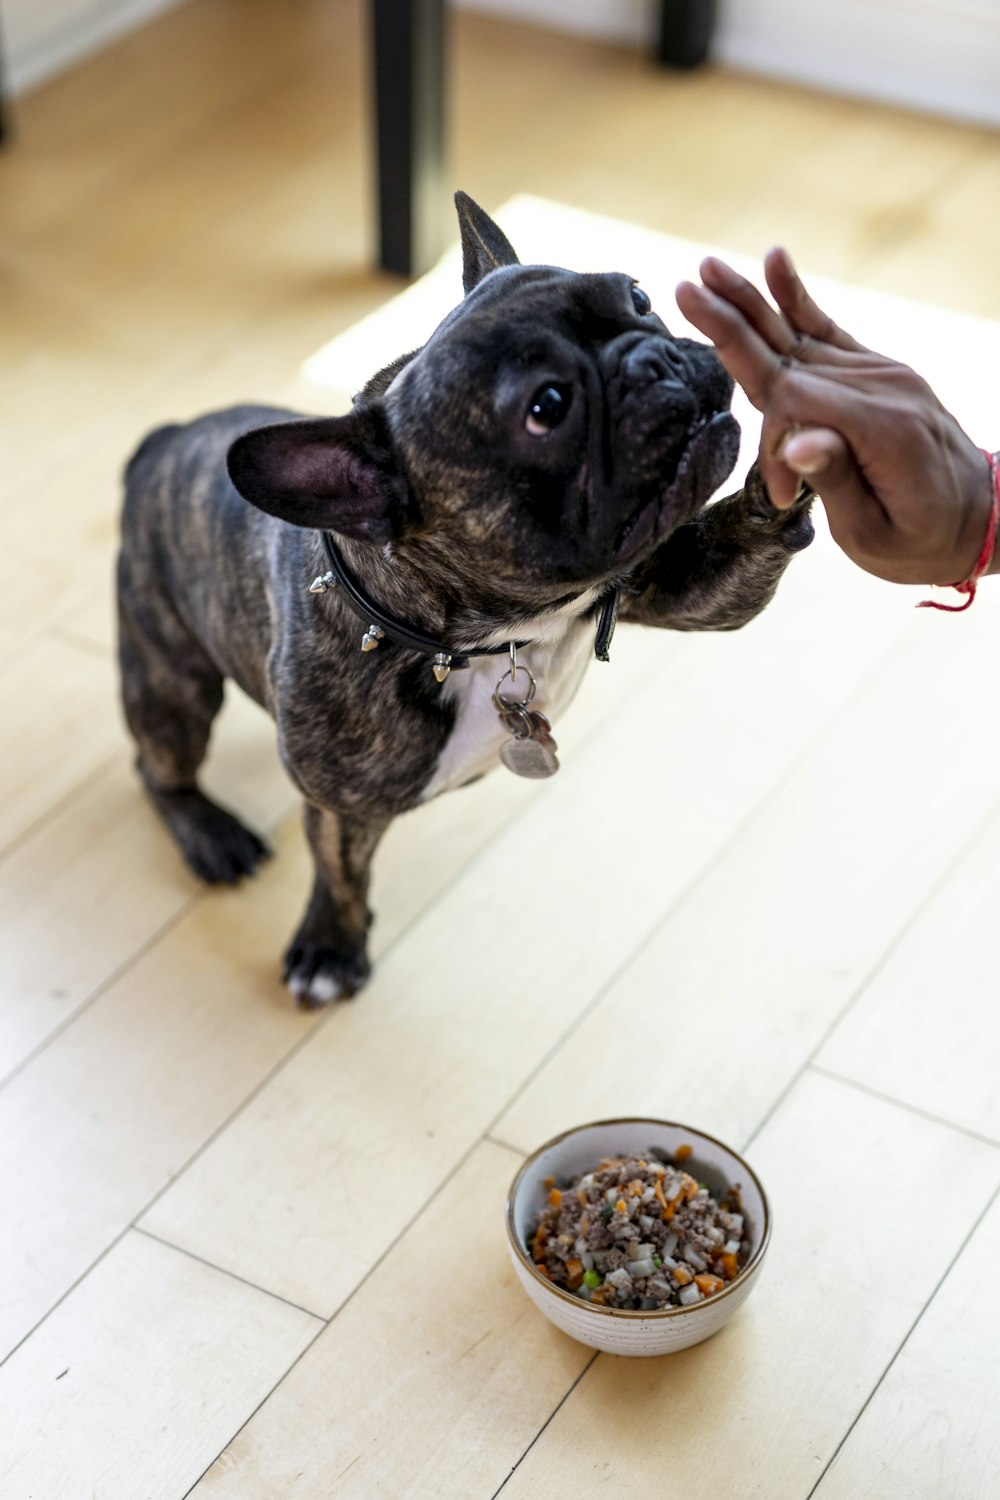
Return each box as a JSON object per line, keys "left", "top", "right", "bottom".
{"left": 583, "top": 1269, "right": 602, "bottom": 1288}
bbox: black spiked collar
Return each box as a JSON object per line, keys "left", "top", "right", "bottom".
{"left": 308, "top": 532, "right": 620, "bottom": 680}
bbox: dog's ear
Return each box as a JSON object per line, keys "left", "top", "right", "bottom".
{"left": 227, "top": 407, "right": 409, "bottom": 542}
{"left": 455, "top": 191, "right": 520, "bottom": 294}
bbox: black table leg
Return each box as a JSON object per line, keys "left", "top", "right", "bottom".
{"left": 0, "top": 14, "right": 12, "bottom": 145}
{"left": 657, "top": 0, "right": 717, "bottom": 69}
{"left": 372, "top": 0, "right": 447, "bottom": 277}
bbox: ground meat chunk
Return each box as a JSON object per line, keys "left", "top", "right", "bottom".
{"left": 529, "top": 1152, "right": 748, "bottom": 1310}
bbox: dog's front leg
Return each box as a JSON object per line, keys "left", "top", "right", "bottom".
{"left": 284, "top": 803, "right": 390, "bottom": 1007}
{"left": 619, "top": 465, "right": 814, "bottom": 633}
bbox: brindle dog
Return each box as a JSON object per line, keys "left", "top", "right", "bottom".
{"left": 118, "top": 194, "right": 812, "bottom": 1005}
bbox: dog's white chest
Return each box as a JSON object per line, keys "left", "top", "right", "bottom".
{"left": 420, "top": 612, "right": 595, "bottom": 800}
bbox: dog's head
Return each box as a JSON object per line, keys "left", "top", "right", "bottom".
{"left": 228, "top": 194, "right": 740, "bottom": 617}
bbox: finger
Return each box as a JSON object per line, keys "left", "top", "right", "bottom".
{"left": 698, "top": 256, "right": 800, "bottom": 358}
{"left": 780, "top": 427, "right": 855, "bottom": 480}
{"left": 675, "top": 280, "right": 784, "bottom": 410}
{"left": 755, "top": 370, "right": 883, "bottom": 510}
{"left": 698, "top": 256, "right": 878, "bottom": 374}
{"left": 763, "top": 248, "right": 870, "bottom": 354}
{"left": 761, "top": 413, "right": 893, "bottom": 565}
{"left": 754, "top": 428, "right": 855, "bottom": 511}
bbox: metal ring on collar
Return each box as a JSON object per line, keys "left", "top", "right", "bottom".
{"left": 492, "top": 665, "right": 537, "bottom": 712}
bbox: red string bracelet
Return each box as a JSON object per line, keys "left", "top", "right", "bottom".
{"left": 918, "top": 449, "right": 1000, "bottom": 612}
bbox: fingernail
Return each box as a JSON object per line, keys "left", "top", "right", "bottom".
{"left": 781, "top": 435, "right": 826, "bottom": 474}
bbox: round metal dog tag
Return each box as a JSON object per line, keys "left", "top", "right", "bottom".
{"left": 499, "top": 736, "right": 560, "bottom": 779}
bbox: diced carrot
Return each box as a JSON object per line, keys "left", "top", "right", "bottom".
{"left": 543, "top": 1176, "right": 555, "bottom": 1189}
{"left": 531, "top": 1224, "right": 549, "bottom": 1261}
{"left": 576, "top": 1188, "right": 588, "bottom": 1207}
{"left": 653, "top": 1178, "right": 669, "bottom": 1212}
{"left": 721, "top": 1253, "right": 739, "bottom": 1281}
{"left": 565, "top": 1258, "right": 584, "bottom": 1289}
{"left": 535, "top": 1262, "right": 552, "bottom": 1279}
{"left": 674, "top": 1144, "right": 693, "bottom": 1162}
{"left": 580, "top": 1214, "right": 590, "bottom": 1236}
{"left": 662, "top": 1199, "right": 677, "bottom": 1223}
{"left": 627, "top": 1179, "right": 644, "bottom": 1197}
{"left": 548, "top": 1187, "right": 563, "bottom": 1208}
{"left": 672, "top": 1265, "right": 693, "bottom": 1286}
{"left": 694, "top": 1274, "right": 725, "bottom": 1297}
{"left": 590, "top": 1286, "right": 607, "bottom": 1306}
{"left": 681, "top": 1173, "right": 699, "bottom": 1201}
{"left": 615, "top": 1198, "right": 627, "bottom": 1215}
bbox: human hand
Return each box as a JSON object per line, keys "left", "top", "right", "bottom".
{"left": 676, "top": 248, "right": 997, "bottom": 587}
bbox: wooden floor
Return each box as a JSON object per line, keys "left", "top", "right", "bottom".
{"left": 2, "top": 2, "right": 1000, "bottom": 1495}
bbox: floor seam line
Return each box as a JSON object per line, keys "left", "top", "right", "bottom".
{"left": 131, "top": 1226, "right": 328, "bottom": 1323}
{"left": 807, "top": 1065, "right": 1000, "bottom": 1149}
{"left": 803, "top": 1180, "right": 1000, "bottom": 1500}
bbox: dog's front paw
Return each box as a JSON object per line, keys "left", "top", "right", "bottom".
{"left": 742, "top": 466, "right": 815, "bottom": 552}
{"left": 282, "top": 938, "right": 371, "bottom": 1009}
{"left": 145, "top": 783, "right": 272, "bottom": 885}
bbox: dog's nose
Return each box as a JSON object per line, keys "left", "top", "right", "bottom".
{"left": 614, "top": 335, "right": 686, "bottom": 390}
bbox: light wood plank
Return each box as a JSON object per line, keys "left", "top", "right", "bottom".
{"left": 0, "top": 1230, "right": 321, "bottom": 1500}
{"left": 860, "top": 143, "right": 1000, "bottom": 320}
{"left": 0, "top": 817, "right": 321, "bottom": 1359}
{"left": 0, "top": 636, "right": 120, "bottom": 854}
{"left": 715, "top": 105, "right": 989, "bottom": 285}
{"left": 0, "top": 690, "right": 292, "bottom": 1079}
{"left": 495, "top": 589, "right": 1000, "bottom": 1154}
{"left": 815, "top": 799, "right": 1000, "bottom": 1142}
{"left": 813, "top": 1188, "right": 1000, "bottom": 1500}
{"left": 0, "top": 637, "right": 668, "bottom": 1353}
{"left": 188, "top": 1141, "right": 590, "bottom": 1500}
{"left": 137, "top": 518, "right": 912, "bottom": 1315}
{"left": 452, "top": 52, "right": 853, "bottom": 254}
{"left": 495, "top": 1072, "right": 1000, "bottom": 1500}
{"left": 0, "top": 0, "right": 357, "bottom": 245}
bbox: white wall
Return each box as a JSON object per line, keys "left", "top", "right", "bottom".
{"left": 2, "top": 0, "right": 181, "bottom": 94}
{"left": 714, "top": 0, "right": 1000, "bottom": 129}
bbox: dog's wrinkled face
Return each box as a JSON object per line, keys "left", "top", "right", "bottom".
{"left": 227, "top": 195, "right": 740, "bottom": 608}
{"left": 385, "top": 262, "right": 739, "bottom": 583}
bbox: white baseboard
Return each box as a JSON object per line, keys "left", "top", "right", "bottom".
{"left": 455, "top": 0, "right": 656, "bottom": 48}
{"left": 715, "top": 0, "right": 1000, "bottom": 128}
{"left": 3, "top": 0, "right": 183, "bottom": 95}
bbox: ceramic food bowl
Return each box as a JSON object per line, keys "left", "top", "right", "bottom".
{"left": 505, "top": 1117, "right": 771, "bottom": 1357}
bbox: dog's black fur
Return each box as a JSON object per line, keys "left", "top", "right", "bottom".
{"left": 118, "top": 195, "right": 812, "bottom": 1004}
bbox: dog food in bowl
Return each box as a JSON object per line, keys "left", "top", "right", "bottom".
{"left": 529, "top": 1150, "right": 747, "bottom": 1310}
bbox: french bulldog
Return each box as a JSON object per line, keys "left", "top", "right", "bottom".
{"left": 118, "top": 193, "right": 812, "bottom": 1006}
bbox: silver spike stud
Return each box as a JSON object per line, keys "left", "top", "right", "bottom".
{"left": 431, "top": 652, "right": 452, "bottom": 684}
{"left": 360, "top": 625, "right": 385, "bottom": 653}
{"left": 308, "top": 571, "right": 337, "bottom": 594}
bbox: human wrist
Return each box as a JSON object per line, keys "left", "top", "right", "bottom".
{"left": 986, "top": 451, "right": 1000, "bottom": 576}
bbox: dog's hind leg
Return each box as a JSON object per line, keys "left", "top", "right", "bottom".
{"left": 118, "top": 588, "right": 271, "bottom": 884}
{"left": 282, "top": 803, "right": 389, "bottom": 1006}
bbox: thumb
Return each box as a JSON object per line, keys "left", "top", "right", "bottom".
{"left": 780, "top": 427, "right": 855, "bottom": 484}
{"left": 779, "top": 426, "right": 890, "bottom": 559}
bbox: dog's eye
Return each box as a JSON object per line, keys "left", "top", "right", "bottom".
{"left": 631, "top": 285, "right": 652, "bottom": 316}
{"left": 525, "top": 385, "right": 572, "bottom": 437}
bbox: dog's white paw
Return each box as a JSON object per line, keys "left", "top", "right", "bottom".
{"left": 282, "top": 939, "right": 370, "bottom": 1010}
